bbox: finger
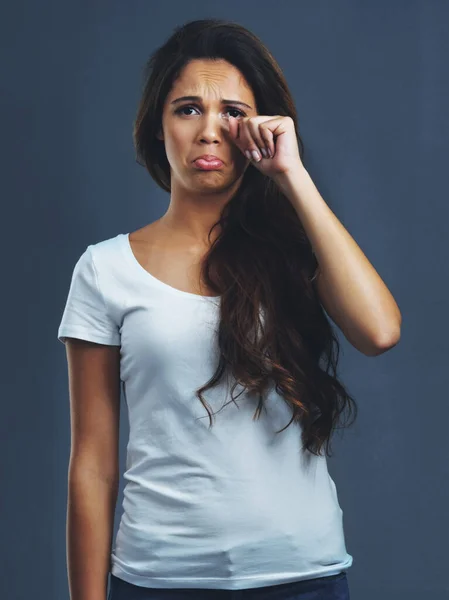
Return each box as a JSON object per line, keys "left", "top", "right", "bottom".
{"left": 238, "top": 117, "right": 257, "bottom": 161}
{"left": 239, "top": 117, "right": 263, "bottom": 162}
{"left": 247, "top": 119, "right": 268, "bottom": 160}
{"left": 229, "top": 116, "right": 250, "bottom": 159}
{"left": 259, "top": 123, "right": 275, "bottom": 158}
{"left": 228, "top": 115, "right": 237, "bottom": 141}
{"left": 261, "top": 116, "right": 286, "bottom": 157}
{"left": 259, "top": 116, "right": 284, "bottom": 158}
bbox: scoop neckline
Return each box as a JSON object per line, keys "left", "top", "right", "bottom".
{"left": 120, "top": 232, "right": 221, "bottom": 301}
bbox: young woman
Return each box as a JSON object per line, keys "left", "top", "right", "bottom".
{"left": 58, "top": 18, "right": 401, "bottom": 600}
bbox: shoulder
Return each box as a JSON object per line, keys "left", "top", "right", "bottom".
{"left": 74, "top": 233, "right": 129, "bottom": 296}
{"left": 88, "top": 232, "right": 127, "bottom": 266}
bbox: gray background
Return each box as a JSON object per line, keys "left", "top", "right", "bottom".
{"left": 1, "top": 1, "right": 448, "bottom": 598}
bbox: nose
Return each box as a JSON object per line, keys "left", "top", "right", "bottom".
{"left": 198, "top": 112, "right": 229, "bottom": 144}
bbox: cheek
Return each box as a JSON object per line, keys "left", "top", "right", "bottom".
{"left": 167, "top": 129, "right": 191, "bottom": 156}
{"left": 163, "top": 134, "right": 186, "bottom": 164}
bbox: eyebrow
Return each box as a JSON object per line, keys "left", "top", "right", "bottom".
{"left": 170, "top": 96, "right": 253, "bottom": 110}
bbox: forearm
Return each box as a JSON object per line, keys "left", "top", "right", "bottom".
{"left": 275, "top": 168, "right": 401, "bottom": 350}
{"left": 67, "top": 466, "right": 119, "bottom": 600}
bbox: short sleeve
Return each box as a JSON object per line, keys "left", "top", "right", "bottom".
{"left": 57, "top": 245, "right": 121, "bottom": 346}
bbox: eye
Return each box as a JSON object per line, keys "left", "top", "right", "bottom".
{"left": 175, "top": 105, "right": 245, "bottom": 118}
{"left": 175, "top": 105, "right": 197, "bottom": 116}
{"left": 226, "top": 107, "right": 246, "bottom": 119}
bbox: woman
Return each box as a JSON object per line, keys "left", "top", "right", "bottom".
{"left": 58, "top": 18, "right": 401, "bottom": 600}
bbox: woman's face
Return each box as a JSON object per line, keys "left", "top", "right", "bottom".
{"left": 157, "top": 59, "right": 258, "bottom": 191}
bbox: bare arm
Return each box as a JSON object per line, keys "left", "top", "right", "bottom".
{"left": 65, "top": 338, "right": 121, "bottom": 600}
{"left": 275, "top": 168, "right": 401, "bottom": 355}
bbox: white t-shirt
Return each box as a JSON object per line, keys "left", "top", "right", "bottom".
{"left": 57, "top": 232, "right": 353, "bottom": 591}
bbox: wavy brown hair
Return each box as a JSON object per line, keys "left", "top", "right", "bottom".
{"left": 133, "top": 18, "right": 358, "bottom": 457}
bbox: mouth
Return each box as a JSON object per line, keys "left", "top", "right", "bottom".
{"left": 193, "top": 157, "right": 225, "bottom": 170}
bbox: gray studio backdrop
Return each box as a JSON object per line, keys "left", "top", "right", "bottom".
{"left": 1, "top": 1, "right": 448, "bottom": 599}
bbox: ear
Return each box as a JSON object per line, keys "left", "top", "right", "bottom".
{"left": 156, "top": 128, "right": 164, "bottom": 141}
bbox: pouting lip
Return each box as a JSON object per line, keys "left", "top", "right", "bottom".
{"left": 193, "top": 154, "right": 224, "bottom": 163}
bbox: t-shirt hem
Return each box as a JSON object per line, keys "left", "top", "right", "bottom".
{"left": 110, "top": 560, "right": 351, "bottom": 591}
{"left": 58, "top": 326, "right": 120, "bottom": 346}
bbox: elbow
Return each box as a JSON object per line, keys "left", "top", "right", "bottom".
{"left": 369, "top": 327, "right": 401, "bottom": 356}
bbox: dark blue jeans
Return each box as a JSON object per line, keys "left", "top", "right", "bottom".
{"left": 108, "top": 571, "right": 350, "bottom": 600}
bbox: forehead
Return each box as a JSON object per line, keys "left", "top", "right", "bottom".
{"left": 168, "top": 59, "right": 254, "bottom": 100}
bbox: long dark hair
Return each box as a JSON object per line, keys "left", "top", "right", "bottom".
{"left": 133, "top": 18, "right": 358, "bottom": 457}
